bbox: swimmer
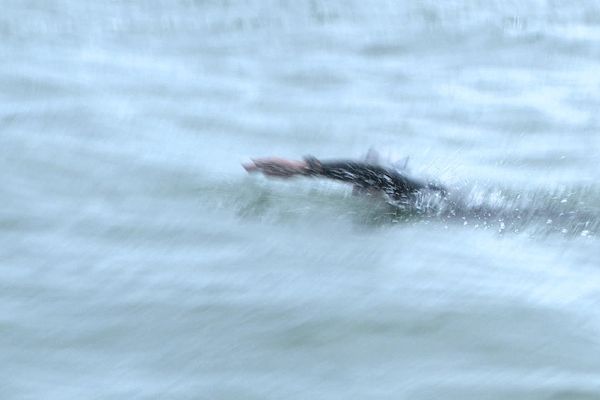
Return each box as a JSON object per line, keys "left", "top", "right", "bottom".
{"left": 243, "top": 154, "right": 446, "bottom": 203}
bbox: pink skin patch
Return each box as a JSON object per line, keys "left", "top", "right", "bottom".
{"left": 243, "top": 158, "right": 308, "bottom": 178}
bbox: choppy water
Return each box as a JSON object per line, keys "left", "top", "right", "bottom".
{"left": 1, "top": 1, "right": 600, "bottom": 398}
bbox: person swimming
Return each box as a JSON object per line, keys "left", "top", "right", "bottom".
{"left": 243, "top": 154, "right": 446, "bottom": 204}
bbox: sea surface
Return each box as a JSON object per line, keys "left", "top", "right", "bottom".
{"left": 1, "top": 1, "right": 599, "bottom": 399}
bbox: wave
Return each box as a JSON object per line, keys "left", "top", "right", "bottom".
{"left": 221, "top": 177, "right": 599, "bottom": 238}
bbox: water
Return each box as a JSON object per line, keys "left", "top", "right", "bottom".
{"left": 1, "top": 1, "right": 599, "bottom": 398}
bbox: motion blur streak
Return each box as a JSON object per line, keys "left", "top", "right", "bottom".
{"left": 1, "top": 1, "right": 599, "bottom": 399}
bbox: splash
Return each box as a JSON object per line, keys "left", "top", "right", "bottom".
{"left": 384, "top": 182, "right": 600, "bottom": 237}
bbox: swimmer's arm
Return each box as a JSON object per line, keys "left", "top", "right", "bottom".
{"left": 243, "top": 157, "right": 445, "bottom": 196}
{"left": 242, "top": 158, "right": 311, "bottom": 178}
{"left": 243, "top": 156, "right": 381, "bottom": 185}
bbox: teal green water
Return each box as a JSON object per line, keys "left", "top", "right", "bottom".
{"left": 1, "top": 1, "right": 599, "bottom": 399}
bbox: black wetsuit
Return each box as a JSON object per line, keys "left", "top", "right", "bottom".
{"left": 303, "top": 156, "right": 445, "bottom": 202}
